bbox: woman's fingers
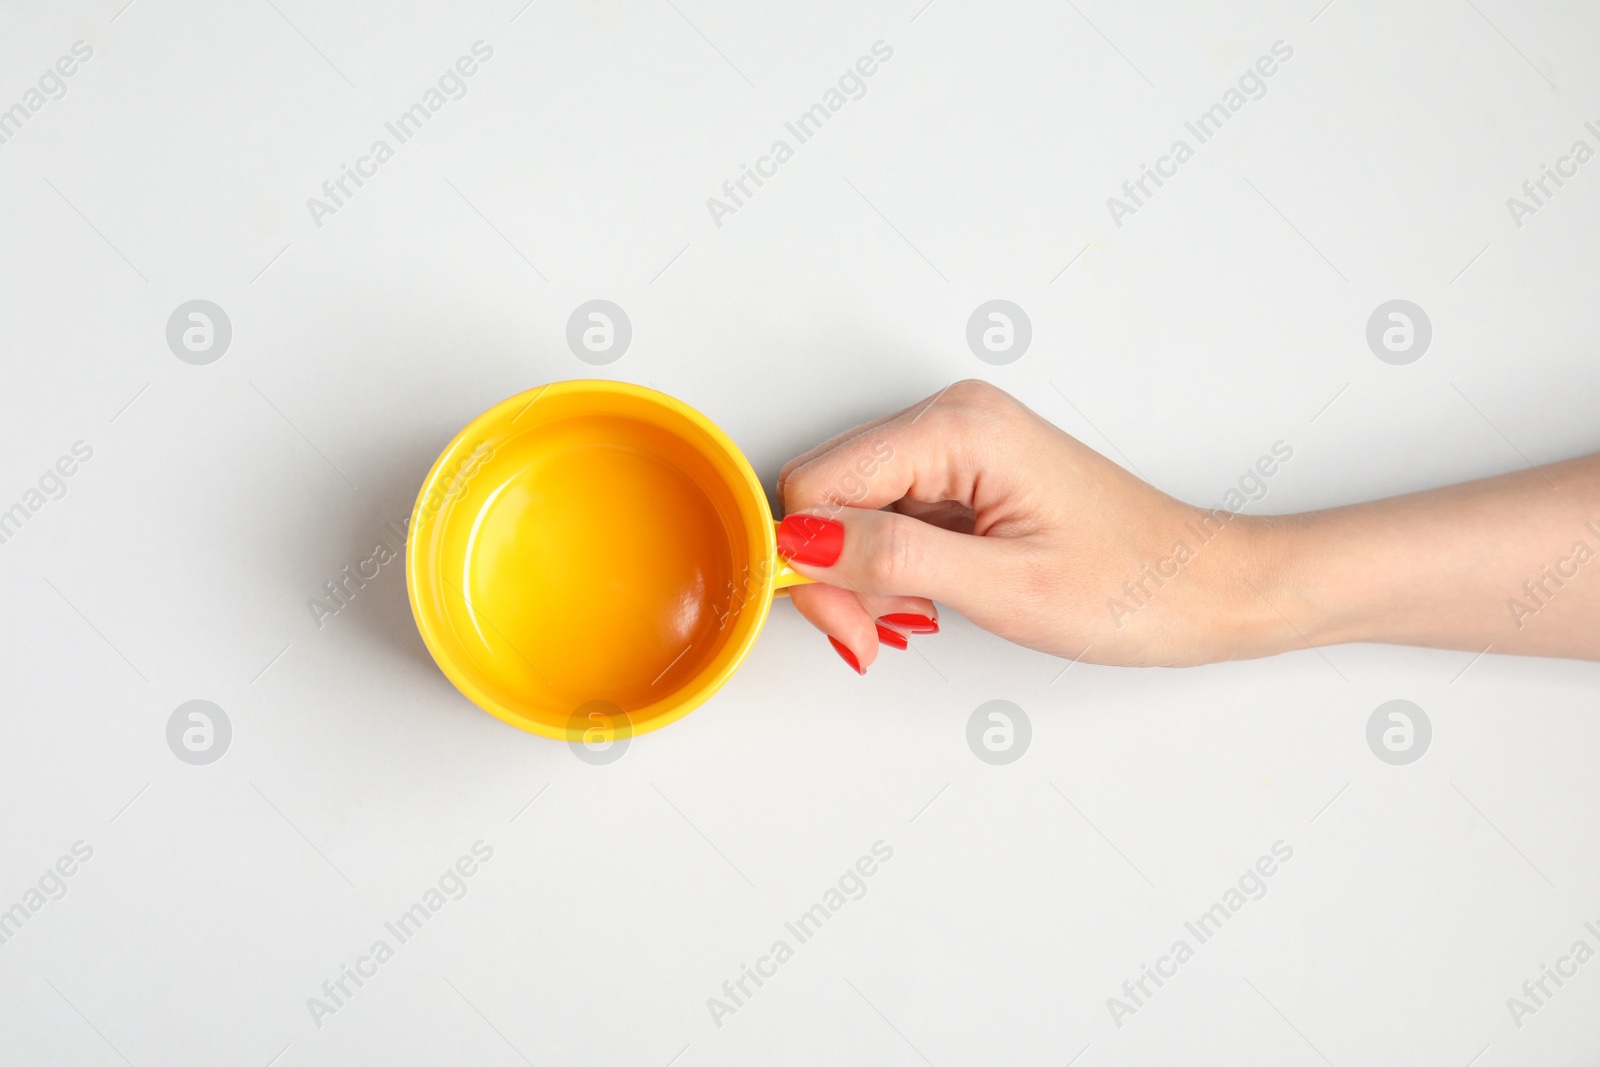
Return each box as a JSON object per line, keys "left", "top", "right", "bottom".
{"left": 786, "top": 581, "right": 939, "bottom": 674}
{"left": 779, "top": 381, "right": 1016, "bottom": 517}
{"left": 777, "top": 407, "right": 910, "bottom": 497}
{"left": 786, "top": 583, "right": 878, "bottom": 673}
{"left": 777, "top": 507, "right": 1014, "bottom": 622}
{"left": 775, "top": 381, "right": 1043, "bottom": 668}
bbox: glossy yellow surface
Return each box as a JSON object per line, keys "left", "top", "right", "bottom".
{"left": 407, "top": 381, "right": 809, "bottom": 740}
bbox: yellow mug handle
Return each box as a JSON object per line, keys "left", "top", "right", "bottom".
{"left": 772, "top": 521, "right": 816, "bottom": 597}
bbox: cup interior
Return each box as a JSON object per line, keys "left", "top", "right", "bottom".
{"left": 408, "top": 383, "right": 772, "bottom": 738}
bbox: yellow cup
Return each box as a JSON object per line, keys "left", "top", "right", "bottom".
{"left": 406, "top": 381, "right": 812, "bottom": 741}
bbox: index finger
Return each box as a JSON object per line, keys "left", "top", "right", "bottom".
{"left": 778, "top": 381, "right": 995, "bottom": 515}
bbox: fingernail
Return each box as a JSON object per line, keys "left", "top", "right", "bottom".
{"left": 777, "top": 515, "right": 844, "bottom": 566}
{"left": 875, "top": 623, "right": 908, "bottom": 650}
{"left": 879, "top": 612, "right": 938, "bottom": 634}
{"left": 828, "top": 636, "right": 864, "bottom": 674}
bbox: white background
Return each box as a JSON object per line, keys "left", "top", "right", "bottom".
{"left": 2, "top": 0, "right": 1599, "bottom": 1064}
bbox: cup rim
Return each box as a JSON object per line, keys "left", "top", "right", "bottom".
{"left": 405, "top": 380, "right": 778, "bottom": 740}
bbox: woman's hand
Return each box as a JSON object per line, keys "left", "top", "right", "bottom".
{"left": 776, "top": 380, "right": 1287, "bottom": 672}
{"left": 779, "top": 380, "right": 1600, "bottom": 672}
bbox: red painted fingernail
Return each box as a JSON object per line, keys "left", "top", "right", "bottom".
{"left": 777, "top": 515, "right": 844, "bottom": 566}
{"left": 828, "top": 636, "right": 864, "bottom": 674}
{"left": 875, "top": 623, "right": 908, "bottom": 650}
{"left": 879, "top": 612, "right": 938, "bottom": 634}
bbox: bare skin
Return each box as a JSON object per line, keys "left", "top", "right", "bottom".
{"left": 777, "top": 380, "right": 1600, "bottom": 671}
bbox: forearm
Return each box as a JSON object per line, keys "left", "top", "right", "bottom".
{"left": 1252, "top": 454, "right": 1600, "bottom": 661}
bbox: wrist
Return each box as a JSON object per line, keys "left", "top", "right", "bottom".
{"left": 1237, "top": 512, "right": 1364, "bottom": 657}
{"left": 1211, "top": 514, "right": 1328, "bottom": 662}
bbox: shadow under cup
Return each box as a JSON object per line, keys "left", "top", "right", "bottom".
{"left": 407, "top": 383, "right": 776, "bottom": 740}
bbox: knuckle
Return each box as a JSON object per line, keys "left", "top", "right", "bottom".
{"left": 945, "top": 378, "right": 1012, "bottom": 412}
{"left": 776, "top": 459, "right": 813, "bottom": 508}
{"left": 933, "top": 380, "right": 1022, "bottom": 436}
{"left": 914, "top": 381, "right": 1025, "bottom": 467}
{"left": 864, "top": 516, "right": 920, "bottom": 591}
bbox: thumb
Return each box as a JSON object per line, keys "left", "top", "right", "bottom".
{"left": 776, "top": 509, "right": 1014, "bottom": 616}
